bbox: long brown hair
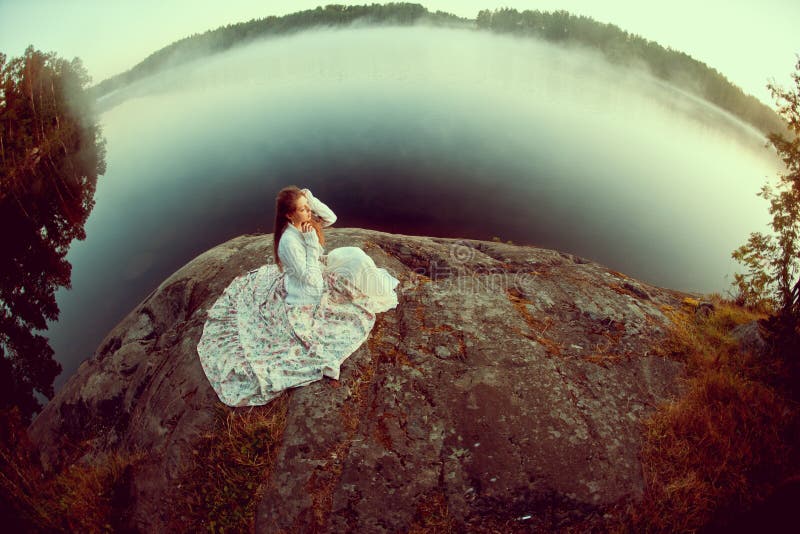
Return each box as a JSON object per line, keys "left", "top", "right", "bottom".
{"left": 273, "top": 185, "right": 325, "bottom": 271}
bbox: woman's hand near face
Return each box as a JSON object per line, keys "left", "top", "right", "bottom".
{"left": 301, "top": 221, "right": 313, "bottom": 233}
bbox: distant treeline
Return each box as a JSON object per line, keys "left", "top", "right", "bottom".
{"left": 476, "top": 8, "right": 784, "bottom": 136}
{"left": 89, "top": 3, "right": 468, "bottom": 101}
{"left": 90, "top": 2, "right": 783, "bottom": 136}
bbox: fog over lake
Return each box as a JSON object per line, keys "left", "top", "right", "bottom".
{"left": 47, "top": 24, "right": 783, "bottom": 392}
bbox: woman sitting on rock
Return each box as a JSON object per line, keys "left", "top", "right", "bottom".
{"left": 196, "top": 185, "right": 400, "bottom": 406}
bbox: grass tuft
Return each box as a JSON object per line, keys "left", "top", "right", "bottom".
{"left": 614, "top": 293, "right": 799, "bottom": 533}
{"left": 168, "top": 396, "right": 290, "bottom": 533}
{"left": 44, "top": 448, "right": 147, "bottom": 532}
{"left": 408, "top": 491, "right": 458, "bottom": 533}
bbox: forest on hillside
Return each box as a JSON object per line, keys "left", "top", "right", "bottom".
{"left": 88, "top": 3, "right": 785, "bottom": 137}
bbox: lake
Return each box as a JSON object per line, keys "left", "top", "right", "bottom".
{"left": 46, "top": 25, "right": 783, "bottom": 393}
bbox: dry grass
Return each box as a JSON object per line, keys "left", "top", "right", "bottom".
{"left": 612, "top": 292, "right": 799, "bottom": 533}
{"left": 584, "top": 350, "right": 626, "bottom": 367}
{"left": 1, "top": 406, "right": 147, "bottom": 533}
{"left": 408, "top": 491, "right": 458, "bottom": 533}
{"left": 506, "top": 287, "right": 564, "bottom": 356}
{"left": 2, "top": 394, "right": 289, "bottom": 533}
{"left": 40, "top": 448, "right": 147, "bottom": 532}
{"left": 625, "top": 368, "right": 793, "bottom": 532}
{"left": 654, "top": 294, "right": 768, "bottom": 370}
{"left": 168, "top": 396, "right": 290, "bottom": 533}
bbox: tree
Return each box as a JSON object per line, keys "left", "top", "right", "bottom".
{"left": 731, "top": 55, "right": 800, "bottom": 321}
{"left": 476, "top": 9, "right": 492, "bottom": 30}
{"left": 0, "top": 46, "right": 107, "bottom": 424}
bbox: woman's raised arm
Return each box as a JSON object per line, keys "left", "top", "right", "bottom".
{"left": 301, "top": 188, "right": 337, "bottom": 227}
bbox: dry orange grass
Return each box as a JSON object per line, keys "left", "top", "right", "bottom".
{"left": 613, "top": 293, "right": 798, "bottom": 533}
{"left": 506, "top": 287, "right": 565, "bottom": 356}
{"left": 168, "top": 395, "right": 290, "bottom": 533}
{"left": 41, "top": 448, "right": 147, "bottom": 532}
{"left": 2, "top": 393, "right": 289, "bottom": 533}
{"left": 408, "top": 491, "right": 458, "bottom": 533}
{"left": 1, "top": 405, "right": 147, "bottom": 533}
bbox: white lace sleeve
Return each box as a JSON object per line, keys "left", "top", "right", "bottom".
{"left": 301, "top": 188, "right": 337, "bottom": 227}
{"left": 279, "top": 233, "right": 324, "bottom": 293}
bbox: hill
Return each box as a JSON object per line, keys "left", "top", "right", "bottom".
{"left": 87, "top": 3, "right": 785, "bottom": 137}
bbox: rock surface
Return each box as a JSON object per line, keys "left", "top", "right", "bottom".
{"left": 27, "top": 228, "right": 693, "bottom": 532}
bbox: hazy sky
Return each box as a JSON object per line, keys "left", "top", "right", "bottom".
{"left": 0, "top": 1, "right": 798, "bottom": 107}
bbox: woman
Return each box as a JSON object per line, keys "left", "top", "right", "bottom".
{"left": 196, "top": 186, "right": 400, "bottom": 407}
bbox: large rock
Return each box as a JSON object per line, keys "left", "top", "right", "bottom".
{"left": 27, "top": 228, "right": 691, "bottom": 532}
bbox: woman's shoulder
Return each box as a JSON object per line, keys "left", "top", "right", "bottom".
{"left": 278, "top": 228, "right": 301, "bottom": 247}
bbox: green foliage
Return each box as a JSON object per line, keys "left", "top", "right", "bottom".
{"left": 731, "top": 230, "right": 778, "bottom": 313}
{"left": 731, "top": 56, "right": 800, "bottom": 316}
{"left": 0, "top": 46, "right": 106, "bottom": 424}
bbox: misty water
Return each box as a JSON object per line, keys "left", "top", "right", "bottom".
{"left": 46, "top": 25, "right": 783, "bottom": 392}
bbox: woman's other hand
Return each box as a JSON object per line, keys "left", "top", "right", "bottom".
{"left": 300, "top": 221, "right": 313, "bottom": 233}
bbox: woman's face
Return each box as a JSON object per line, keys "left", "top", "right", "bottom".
{"left": 290, "top": 194, "right": 312, "bottom": 225}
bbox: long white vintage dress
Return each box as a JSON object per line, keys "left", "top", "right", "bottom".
{"left": 196, "top": 188, "right": 400, "bottom": 407}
